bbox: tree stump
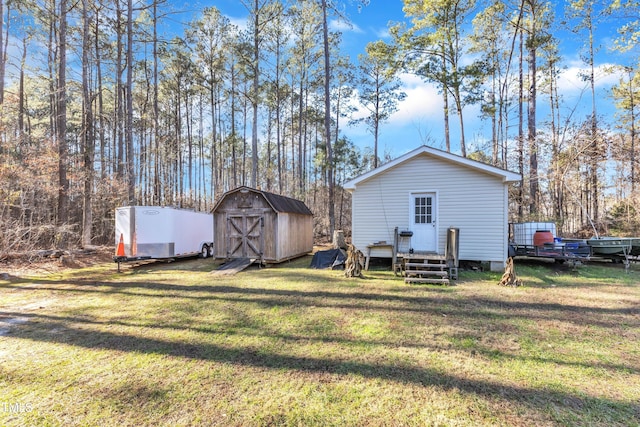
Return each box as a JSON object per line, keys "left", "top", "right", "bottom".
{"left": 344, "top": 244, "right": 364, "bottom": 278}
{"left": 498, "top": 257, "right": 522, "bottom": 287}
{"left": 332, "top": 230, "right": 346, "bottom": 250}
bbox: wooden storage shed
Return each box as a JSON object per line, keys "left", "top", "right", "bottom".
{"left": 212, "top": 186, "right": 313, "bottom": 263}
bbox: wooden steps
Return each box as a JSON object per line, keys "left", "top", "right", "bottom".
{"left": 404, "top": 258, "right": 450, "bottom": 285}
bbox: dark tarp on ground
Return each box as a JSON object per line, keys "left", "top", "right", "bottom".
{"left": 309, "top": 248, "right": 347, "bottom": 269}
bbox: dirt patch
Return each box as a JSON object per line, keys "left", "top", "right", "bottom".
{"left": 0, "top": 246, "right": 114, "bottom": 277}
{"left": 0, "top": 244, "right": 331, "bottom": 278}
{"left": 0, "top": 316, "right": 28, "bottom": 336}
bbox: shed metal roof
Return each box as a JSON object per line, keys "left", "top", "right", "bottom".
{"left": 261, "top": 190, "right": 313, "bottom": 215}
{"left": 213, "top": 186, "right": 313, "bottom": 216}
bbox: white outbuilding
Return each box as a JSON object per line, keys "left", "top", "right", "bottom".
{"left": 343, "top": 145, "right": 521, "bottom": 272}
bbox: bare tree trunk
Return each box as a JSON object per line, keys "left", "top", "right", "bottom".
{"left": 454, "top": 92, "right": 466, "bottom": 157}
{"left": 266, "top": 106, "right": 273, "bottom": 191}
{"left": 177, "top": 94, "right": 184, "bottom": 203}
{"left": 549, "top": 58, "right": 562, "bottom": 224}
{"left": 303, "top": 77, "right": 312, "bottom": 194}
{"left": 517, "top": 27, "right": 524, "bottom": 220}
{"left": 322, "top": 0, "right": 335, "bottom": 237}
{"left": 48, "top": 0, "right": 56, "bottom": 138}
{"left": 242, "top": 81, "right": 248, "bottom": 186}
{"left": 186, "top": 89, "right": 193, "bottom": 206}
{"left": 298, "top": 66, "right": 305, "bottom": 195}
{"left": 231, "top": 60, "right": 238, "bottom": 188}
{"left": 490, "top": 85, "right": 498, "bottom": 165}
{"left": 116, "top": 2, "right": 124, "bottom": 179}
{"left": 96, "top": 8, "right": 106, "bottom": 178}
{"left": 153, "top": 0, "right": 161, "bottom": 203}
{"left": 198, "top": 93, "right": 205, "bottom": 209}
{"left": 56, "top": 0, "right": 70, "bottom": 245}
{"left": 587, "top": 15, "right": 599, "bottom": 223}
{"left": 442, "top": 42, "right": 451, "bottom": 153}
{"left": 632, "top": 119, "right": 637, "bottom": 192}
{"left": 217, "top": 85, "right": 224, "bottom": 194}
{"left": 126, "top": 0, "right": 135, "bottom": 203}
{"left": 81, "top": 0, "right": 94, "bottom": 247}
{"left": 18, "top": 35, "right": 27, "bottom": 143}
{"left": 276, "top": 38, "right": 283, "bottom": 193}
{"left": 251, "top": 0, "right": 259, "bottom": 188}
{"left": 0, "top": 0, "right": 6, "bottom": 109}
{"left": 209, "top": 74, "right": 218, "bottom": 197}
{"left": 0, "top": 0, "right": 13, "bottom": 151}
{"left": 528, "top": 38, "right": 538, "bottom": 216}
{"left": 374, "top": 86, "right": 380, "bottom": 168}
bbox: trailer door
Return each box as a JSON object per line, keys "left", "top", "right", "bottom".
{"left": 226, "top": 214, "right": 264, "bottom": 259}
{"left": 115, "top": 207, "right": 136, "bottom": 257}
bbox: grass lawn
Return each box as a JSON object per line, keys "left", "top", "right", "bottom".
{"left": 1, "top": 255, "right": 639, "bottom": 426}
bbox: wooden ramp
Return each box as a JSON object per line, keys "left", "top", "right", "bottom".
{"left": 211, "top": 258, "right": 256, "bottom": 276}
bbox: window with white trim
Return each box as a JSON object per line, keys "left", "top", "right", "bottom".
{"left": 414, "top": 196, "right": 432, "bottom": 224}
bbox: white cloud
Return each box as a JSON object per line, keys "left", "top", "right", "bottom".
{"left": 375, "top": 27, "right": 391, "bottom": 39}
{"left": 227, "top": 16, "right": 248, "bottom": 32}
{"left": 348, "top": 73, "right": 447, "bottom": 153}
{"left": 347, "top": 73, "right": 442, "bottom": 133}
{"left": 389, "top": 73, "right": 442, "bottom": 125}
{"left": 557, "top": 62, "right": 623, "bottom": 94}
{"left": 330, "top": 18, "right": 364, "bottom": 34}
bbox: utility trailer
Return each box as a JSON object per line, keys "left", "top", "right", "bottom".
{"left": 509, "top": 222, "right": 591, "bottom": 266}
{"left": 114, "top": 206, "right": 214, "bottom": 269}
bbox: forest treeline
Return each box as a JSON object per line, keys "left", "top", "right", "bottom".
{"left": 0, "top": 0, "right": 639, "bottom": 255}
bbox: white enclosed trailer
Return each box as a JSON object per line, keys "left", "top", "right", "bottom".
{"left": 114, "top": 206, "right": 214, "bottom": 264}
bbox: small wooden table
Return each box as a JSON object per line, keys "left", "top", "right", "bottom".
{"left": 365, "top": 243, "right": 394, "bottom": 270}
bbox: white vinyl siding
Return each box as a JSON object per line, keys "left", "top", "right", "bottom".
{"left": 351, "top": 153, "right": 509, "bottom": 266}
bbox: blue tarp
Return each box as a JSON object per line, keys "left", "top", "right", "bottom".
{"left": 309, "top": 248, "right": 346, "bottom": 269}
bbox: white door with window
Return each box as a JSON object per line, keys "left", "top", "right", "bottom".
{"left": 410, "top": 192, "right": 437, "bottom": 252}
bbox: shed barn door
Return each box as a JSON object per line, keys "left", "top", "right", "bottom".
{"left": 226, "top": 214, "right": 264, "bottom": 259}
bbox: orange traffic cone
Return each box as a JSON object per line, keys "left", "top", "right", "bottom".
{"left": 116, "top": 234, "right": 125, "bottom": 257}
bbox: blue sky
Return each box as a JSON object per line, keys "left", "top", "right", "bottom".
{"left": 171, "top": 0, "right": 632, "bottom": 161}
